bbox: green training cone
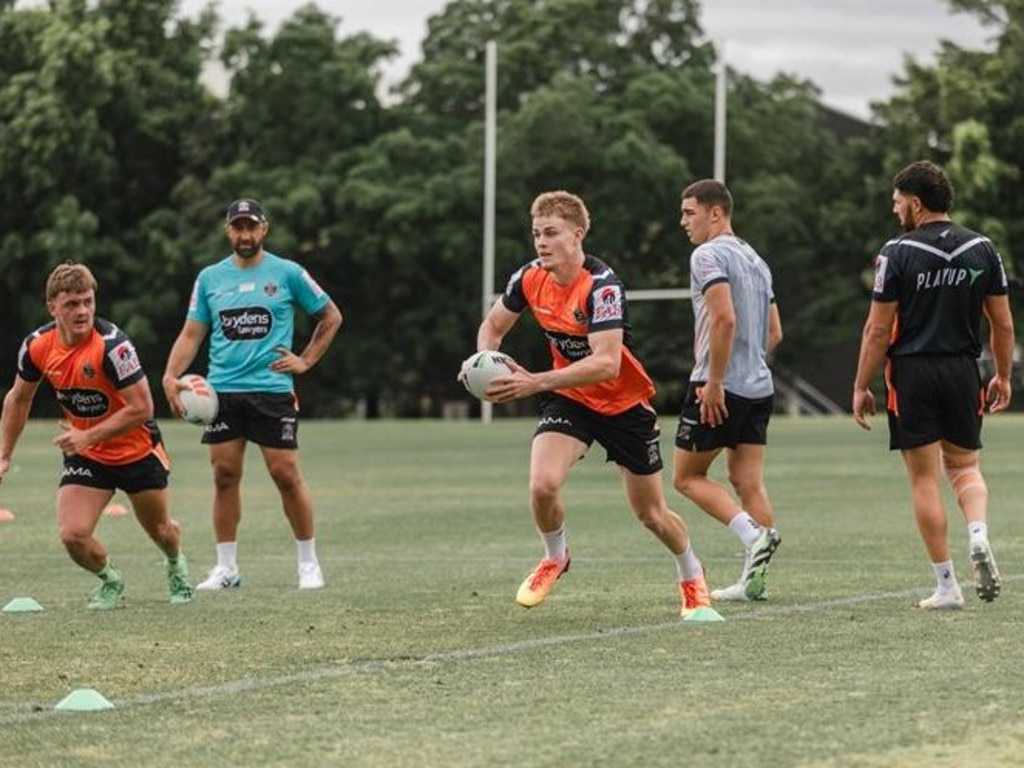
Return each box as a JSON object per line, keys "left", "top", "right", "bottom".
{"left": 55, "top": 688, "right": 115, "bottom": 712}
{"left": 682, "top": 606, "right": 725, "bottom": 623}
{"left": 2, "top": 597, "right": 44, "bottom": 613}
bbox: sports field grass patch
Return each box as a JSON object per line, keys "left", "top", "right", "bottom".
{"left": 2, "top": 416, "right": 1023, "bottom": 767}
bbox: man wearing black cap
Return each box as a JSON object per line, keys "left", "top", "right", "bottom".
{"left": 163, "top": 198, "right": 343, "bottom": 591}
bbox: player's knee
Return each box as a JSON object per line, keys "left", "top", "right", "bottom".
{"left": 529, "top": 475, "right": 560, "bottom": 507}
{"left": 633, "top": 503, "right": 669, "bottom": 532}
{"left": 673, "top": 471, "right": 702, "bottom": 499}
{"left": 211, "top": 462, "right": 242, "bottom": 491}
{"left": 267, "top": 462, "right": 303, "bottom": 493}
{"left": 58, "top": 522, "right": 89, "bottom": 549}
{"left": 943, "top": 461, "right": 986, "bottom": 501}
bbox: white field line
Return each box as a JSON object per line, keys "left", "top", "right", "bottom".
{"left": 1, "top": 575, "right": 1019, "bottom": 728}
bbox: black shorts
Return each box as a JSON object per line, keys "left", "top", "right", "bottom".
{"left": 534, "top": 394, "right": 663, "bottom": 476}
{"left": 674, "top": 383, "right": 772, "bottom": 452}
{"left": 201, "top": 392, "right": 300, "bottom": 449}
{"left": 60, "top": 451, "right": 169, "bottom": 493}
{"left": 886, "top": 355, "right": 983, "bottom": 451}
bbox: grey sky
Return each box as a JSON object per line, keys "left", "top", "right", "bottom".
{"left": 183, "top": 0, "right": 995, "bottom": 118}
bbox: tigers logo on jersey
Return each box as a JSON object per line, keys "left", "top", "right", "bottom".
{"left": 108, "top": 341, "right": 141, "bottom": 382}
{"left": 592, "top": 285, "right": 623, "bottom": 323}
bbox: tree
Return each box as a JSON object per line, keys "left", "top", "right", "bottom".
{"left": 372, "top": 0, "right": 714, "bottom": 413}
{"left": 872, "top": 1, "right": 1023, "bottom": 270}
{"left": 219, "top": 4, "right": 397, "bottom": 168}
{"left": 0, "top": 0, "right": 215, "bottom": 391}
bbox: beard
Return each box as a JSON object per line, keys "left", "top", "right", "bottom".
{"left": 234, "top": 236, "right": 264, "bottom": 259}
{"left": 897, "top": 204, "right": 921, "bottom": 232}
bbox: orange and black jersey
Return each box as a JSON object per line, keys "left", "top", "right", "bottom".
{"left": 501, "top": 255, "right": 655, "bottom": 415}
{"left": 873, "top": 221, "right": 1009, "bottom": 357}
{"left": 16, "top": 318, "right": 163, "bottom": 466}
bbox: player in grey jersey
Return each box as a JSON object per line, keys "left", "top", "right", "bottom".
{"left": 672, "top": 179, "right": 783, "bottom": 602}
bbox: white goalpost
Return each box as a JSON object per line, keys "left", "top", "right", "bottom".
{"left": 478, "top": 39, "right": 728, "bottom": 423}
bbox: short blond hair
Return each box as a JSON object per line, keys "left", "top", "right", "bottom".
{"left": 46, "top": 262, "right": 97, "bottom": 302}
{"left": 530, "top": 190, "right": 590, "bottom": 235}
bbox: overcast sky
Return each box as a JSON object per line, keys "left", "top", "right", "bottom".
{"left": 11, "top": 0, "right": 996, "bottom": 116}
{"left": 179, "top": 0, "right": 995, "bottom": 119}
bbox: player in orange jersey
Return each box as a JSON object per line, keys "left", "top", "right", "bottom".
{"left": 0, "top": 263, "right": 193, "bottom": 610}
{"left": 475, "top": 191, "right": 716, "bottom": 620}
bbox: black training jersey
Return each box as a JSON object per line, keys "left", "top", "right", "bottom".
{"left": 872, "top": 221, "right": 1008, "bottom": 357}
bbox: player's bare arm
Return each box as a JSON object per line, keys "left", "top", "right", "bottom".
{"left": 0, "top": 376, "right": 40, "bottom": 482}
{"left": 271, "top": 300, "right": 343, "bottom": 374}
{"left": 983, "top": 294, "right": 1014, "bottom": 412}
{"left": 162, "top": 319, "right": 209, "bottom": 417}
{"left": 700, "top": 282, "right": 736, "bottom": 427}
{"left": 487, "top": 328, "right": 623, "bottom": 403}
{"left": 767, "top": 303, "right": 783, "bottom": 355}
{"left": 476, "top": 300, "right": 519, "bottom": 353}
{"left": 53, "top": 377, "right": 154, "bottom": 456}
{"left": 852, "top": 300, "right": 897, "bottom": 429}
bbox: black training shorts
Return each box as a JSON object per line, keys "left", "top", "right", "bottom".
{"left": 60, "top": 451, "right": 169, "bottom": 493}
{"left": 534, "top": 394, "right": 663, "bottom": 476}
{"left": 201, "top": 392, "right": 300, "bottom": 449}
{"left": 674, "top": 382, "right": 772, "bottom": 452}
{"left": 886, "top": 355, "right": 983, "bottom": 451}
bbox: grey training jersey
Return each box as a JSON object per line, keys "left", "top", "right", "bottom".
{"left": 689, "top": 235, "right": 775, "bottom": 399}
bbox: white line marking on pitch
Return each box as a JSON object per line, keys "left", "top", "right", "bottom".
{"left": 1, "top": 576, "right": 1018, "bottom": 727}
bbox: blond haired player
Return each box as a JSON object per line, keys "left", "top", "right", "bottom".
{"left": 476, "top": 191, "right": 715, "bottom": 619}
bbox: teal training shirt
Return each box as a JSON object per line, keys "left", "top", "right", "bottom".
{"left": 187, "top": 252, "right": 331, "bottom": 393}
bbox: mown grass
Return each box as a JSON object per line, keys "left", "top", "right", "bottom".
{"left": 1, "top": 415, "right": 1023, "bottom": 767}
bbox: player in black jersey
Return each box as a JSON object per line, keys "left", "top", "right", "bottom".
{"left": 852, "top": 160, "right": 1014, "bottom": 610}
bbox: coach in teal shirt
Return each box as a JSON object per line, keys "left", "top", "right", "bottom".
{"left": 189, "top": 250, "right": 332, "bottom": 393}
{"left": 162, "top": 197, "right": 343, "bottom": 593}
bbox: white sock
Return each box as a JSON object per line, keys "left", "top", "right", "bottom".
{"left": 729, "top": 511, "right": 763, "bottom": 548}
{"left": 675, "top": 544, "right": 704, "bottom": 581}
{"left": 540, "top": 527, "right": 567, "bottom": 561}
{"left": 296, "top": 538, "right": 318, "bottom": 565}
{"left": 932, "top": 560, "right": 957, "bottom": 592}
{"left": 968, "top": 521, "right": 988, "bottom": 545}
{"left": 216, "top": 542, "right": 237, "bottom": 571}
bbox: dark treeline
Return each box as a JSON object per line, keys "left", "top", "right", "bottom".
{"left": 1, "top": 0, "right": 1021, "bottom": 417}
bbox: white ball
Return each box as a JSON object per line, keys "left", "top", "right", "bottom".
{"left": 459, "top": 350, "right": 517, "bottom": 401}
{"left": 179, "top": 375, "right": 219, "bottom": 425}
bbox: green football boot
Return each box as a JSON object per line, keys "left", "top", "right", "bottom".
{"left": 167, "top": 554, "right": 195, "bottom": 605}
{"left": 88, "top": 567, "right": 126, "bottom": 610}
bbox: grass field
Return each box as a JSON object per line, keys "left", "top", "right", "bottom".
{"left": 1, "top": 415, "right": 1023, "bottom": 768}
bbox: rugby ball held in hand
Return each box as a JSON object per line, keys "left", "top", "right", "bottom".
{"left": 459, "top": 351, "right": 517, "bottom": 401}
{"left": 179, "top": 375, "right": 219, "bottom": 425}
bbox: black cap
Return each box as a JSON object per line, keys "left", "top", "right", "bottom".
{"left": 225, "top": 198, "right": 266, "bottom": 224}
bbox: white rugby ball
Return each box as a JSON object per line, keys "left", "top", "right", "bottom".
{"left": 179, "top": 374, "right": 219, "bottom": 425}
{"left": 459, "top": 350, "right": 517, "bottom": 401}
